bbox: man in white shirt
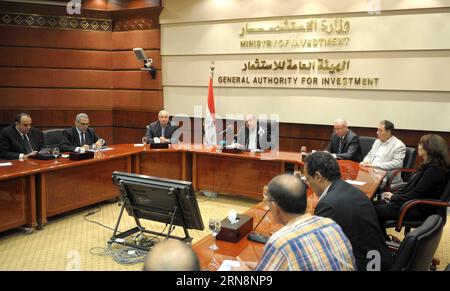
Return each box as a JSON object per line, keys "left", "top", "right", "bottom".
{"left": 360, "top": 120, "right": 406, "bottom": 188}
{"left": 236, "top": 114, "right": 271, "bottom": 150}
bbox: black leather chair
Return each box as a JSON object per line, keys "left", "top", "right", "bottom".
{"left": 385, "top": 177, "right": 450, "bottom": 235}
{"left": 390, "top": 214, "right": 444, "bottom": 271}
{"left": 359, "top": 136, "right": 376, "bottom": 159}
{"left": 385, "top": 146, "right": 417, "bottom": 192}
{"left": 42, "top": 128, "right": 65, "bottom": 148}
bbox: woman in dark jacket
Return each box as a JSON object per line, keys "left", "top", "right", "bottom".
{"left": 375, "top": 134, "right": 449, "bottom": 236}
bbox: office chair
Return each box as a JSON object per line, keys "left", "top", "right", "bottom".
{"left": 359, "top": 136, "right": 376, "bottom": 159}
{"left": 386, "top": 146, "right": 417, "bottom": 192}
{"left": 390, "top": 214, "right": 444, "bottom": 271}
{"left": 385, "top": 177, "right": 450, "bottom": 235}
{"left": 42, "top": 128, "right": 65, "bottom": 148}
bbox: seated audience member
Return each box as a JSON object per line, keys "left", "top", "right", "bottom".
{"left": 236, "top": 114, "right": 271, "bottom": 150}
{"left": 360, "top": 120, "right": 406, "bottom": 189}
{"left": 143, "top": 240, "right": 200, "bottom": 271}
{"left": 144, "top": 110, "right": 179, "bottom": 144}
{"left": 0, "top": 113, "right": 43, "bottom": 160}
{"left": 60, "top": 113, "right": 104, "bottom": 152}
{"left": 326, "top": 118, "right": 363, "bottom": 162}
{"left": 235, "top": 174, "right": 355, "bottom": 271}
{"left": 375, "top": 134, "right": 449, "bottom": 237}
{"left": 304, "top": 151, "right": 393, "bottom": 271}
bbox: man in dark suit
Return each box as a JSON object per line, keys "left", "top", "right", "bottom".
{"left": 144, "top": 110, "right": 179, "bottom": 144}
{"left": 0, "top": 113, "right": 43, "bottom": 160}
{"left": 326, "top": 118, "right": 363, "bottom": 162}
{"left": 60, "top": 113, "right": 104, "bottom": 152}
{"left": 304, "top": 151, "right": 393, "bottom": 271}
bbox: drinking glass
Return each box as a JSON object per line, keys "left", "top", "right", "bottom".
{"left": 52, "top": 147, "right": 60, "bottom": 163}
{"left": 208, "top": 218, "right": 221, "bottom": 251}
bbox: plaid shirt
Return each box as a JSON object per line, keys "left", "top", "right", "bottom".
{"left": 256, "top": 214, "right": 355, "bottom": 271}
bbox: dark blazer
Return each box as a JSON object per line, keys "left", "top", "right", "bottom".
{"left": 0, "top": 124, "right": 44, "bottom": 160}
{"left": 60, "top": 126, "right": 101, "bottom": 152}
{"left": 389, "top": 162, "right": 448, "bottom": 208}
{"left": 326, "top": 129, "right": 363, "bottom": 162}
{"left": 145, "top": 121, "right": 179, "bottom": 144}
{"left": 314, "top": 179, "right": 392, "bottom": 271}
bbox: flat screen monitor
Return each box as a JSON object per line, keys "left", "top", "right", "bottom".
{"left": 112, "top": 171, "right": 204, "bottom": 231}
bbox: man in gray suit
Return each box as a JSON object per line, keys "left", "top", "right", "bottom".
{"left": 360, "top": 120, "right": 406, "bottom": 189}
{"left": 236, "top": 114, "right": 271, "bottom": 150}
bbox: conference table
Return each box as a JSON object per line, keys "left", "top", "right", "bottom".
{"left": 0, "top": 144, "right": 385, "bottom": 240}
{"left": 191, "top": 160, "right": 386, "bottom": 270}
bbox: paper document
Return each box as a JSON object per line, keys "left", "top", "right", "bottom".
{"left": 99, "top": 147, "right": 114, "bottom": 151}
{"left": 217, "top": 260, "right": 240, "bottom": 271}
{"left": 345, "top": 180, "right": 366, "bottom": 186}
{"left": 134, "top": 144, "right": 144, "bottom": 147}
{"left": 61, "top": 154, "right": 70, "bottom": 158}
{"left": 0, "top": 162, "right": 13, "bottom": 167}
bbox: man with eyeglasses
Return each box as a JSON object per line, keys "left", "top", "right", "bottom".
{"left": 360, "top": 120, "right": 406, "bottom": 189}
{"left": 60, "top": 113, "right": 104, "bottom": 152}
{"left": 0, "top": 113, "right": 44, "bottom": 160}
{"left": 326, "top": 118, "right": 363, "bottom": 162}
{"left": 233, "top": 174, "right": 355, "bottom": 271}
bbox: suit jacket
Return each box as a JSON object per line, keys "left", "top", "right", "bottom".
{"left": 389, "top": 162, "right": 448, "bottom": 208}
{"left": 314, "top": 179, "right": 393, "bottom": 271}
{"left": 145, "top": 121, "right": 179, "bottom": 144}
{"left": 0, "top": 124, "right": 44, "bottom": 160}
{"left": 363, "top": 136, "right": 406, "bottom": 188}
{"left": 236, "top": 123, "right": 271, "bottom": 150}
{"left": 326, "top": 129, "right": 363, "bottom": 162}
{"left": 60, "top": 126, "right": 101, "bottom": 152}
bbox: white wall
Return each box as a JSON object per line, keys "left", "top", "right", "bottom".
{"left": 160, "top": 0, "right": 450, "bottom": 132}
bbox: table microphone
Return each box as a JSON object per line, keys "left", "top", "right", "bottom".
{"left": 247, "top": 208, "right": 270, "bottom": 244}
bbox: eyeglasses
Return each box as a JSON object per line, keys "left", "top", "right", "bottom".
{"left": 77, "top": 121, "right": 89, "bottom": 126}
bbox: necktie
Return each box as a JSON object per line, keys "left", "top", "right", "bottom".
{"left": 23, "top": 134, "right": 33, "bottom": 154}
{"left": 338, "top": 138, "right": 343, "bottom": 154}
{"left": 80, "top": 132, "right": 85, "bottom": 145}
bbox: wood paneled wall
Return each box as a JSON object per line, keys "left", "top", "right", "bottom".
{"left": 0, "top": 2, "right": 162, "bottom": 144}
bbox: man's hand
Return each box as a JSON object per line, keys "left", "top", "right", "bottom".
{"left": 360, "top": 161, "right": 373, "bottom": 167}
{"left": 160, "top": 136, "right": 170, "bottom": 143}
{"left": 24, "top": 151, "right": 38, "bottom": 159}
{"left": 381, "top": 192, "right": 394, "bottom": 202}
{"left": 82, "top": 144, "right": 90, "bottom": 150}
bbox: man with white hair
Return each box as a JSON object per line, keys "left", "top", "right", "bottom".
{"left": 326, "top": 118, "right": 363, "bottom": 162}
{"left": 144, "top": 110, "right": 179, "bottom": 144}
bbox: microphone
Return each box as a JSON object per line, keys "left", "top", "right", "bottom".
{"left": 218, "top": 124, "right": 233, "bottom": 136}
{"left": 247, "top": 208, "right": 270, "bottom": 244}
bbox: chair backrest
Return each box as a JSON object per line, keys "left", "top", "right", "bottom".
{"left": 403, "top": 146, "right": 417, "bottom": 169}
{"left": 390, "top": 214, "right": 444, "bottom": 271}
{"left": 42, "top": 128, "right": 65, "bottom": 147}
{"left": 359, "top": 136, "right": 376, "bottom": 158}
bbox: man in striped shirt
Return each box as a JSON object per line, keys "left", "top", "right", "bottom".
{"left": 236, "top": 174, "right": 355, "bottom": 271}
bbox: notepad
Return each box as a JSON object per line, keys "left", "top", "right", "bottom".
{"left": 0, "top": 162, "right": 12, "bottom": 167}
{"left": 345, "top": 180, "right": 366, "bottom": 186}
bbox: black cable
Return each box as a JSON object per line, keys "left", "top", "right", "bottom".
{"left": 83, "top": 206, "right": 121, "bottom": 233}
